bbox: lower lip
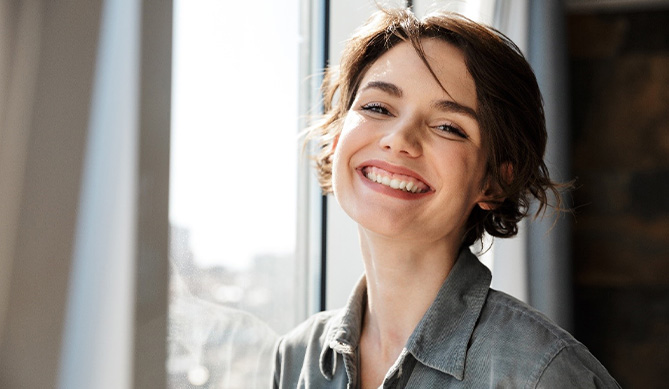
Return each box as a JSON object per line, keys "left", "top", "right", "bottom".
{"left": 356, "top": 169, "right": 433, "bottom": 200}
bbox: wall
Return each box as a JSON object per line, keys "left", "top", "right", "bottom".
{"left": 568, "top": 9, "right": 669, "bottom": 388}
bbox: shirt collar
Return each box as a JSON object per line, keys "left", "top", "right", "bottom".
{"left": 319, "top": 275, "right": 366, "bottom": 380}
{"left": 319, "top": 248, "right": 492, "bottom": 381}
{"left": 404, "top": 248, "right": 492, "bottom": 380}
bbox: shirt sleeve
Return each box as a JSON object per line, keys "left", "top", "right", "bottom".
{"left": 535, "top": 344, "right": 621, "bottom": 389}
{"left": 270, "top": 337, "right": 284, "bottom": 389}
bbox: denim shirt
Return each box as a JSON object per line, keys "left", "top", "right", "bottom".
{"left": 272, "top": 249, "right": 620, "bottom": 388}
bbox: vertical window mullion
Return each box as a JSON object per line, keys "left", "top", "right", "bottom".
{"left": 319, "top": 0, "right": 331, "bottom": 313}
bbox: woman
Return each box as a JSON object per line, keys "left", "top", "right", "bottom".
{"left": 273, "top": 8, "right": 619, "bottom": 388}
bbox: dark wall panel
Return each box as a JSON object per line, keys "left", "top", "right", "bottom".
{"left": 568, "top": 10, "right": 669, "bottom": 388}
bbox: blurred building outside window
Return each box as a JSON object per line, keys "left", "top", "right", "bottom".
{"left": 168, "top": 0, "right": 300, "bottom": 387}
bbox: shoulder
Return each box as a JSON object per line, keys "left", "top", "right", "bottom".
{"left": 272, "top": 309, "right": 341, "bottom": 385}
{"left": 470, "top": 289, "right": 619, "bottom": 388}
{"left": 278, "top": 309, "right": 340, "bottom": 351}
{"left": 481, "top": 289, "right": 576, "bottom": 345}
{"left": 534, "top": 342, "right": 622, "bottom": 388}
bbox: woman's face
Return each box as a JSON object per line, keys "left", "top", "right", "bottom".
{"left": 331, "top": 39, "right": 493, "bottom": 245}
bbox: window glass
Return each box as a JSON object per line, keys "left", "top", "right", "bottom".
{"left": 168, "top": 0, "right": 300, "bottom": 387}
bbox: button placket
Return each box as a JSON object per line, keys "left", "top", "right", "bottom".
{"left": 381, "top": 348, "right": 410, "bottom": 388}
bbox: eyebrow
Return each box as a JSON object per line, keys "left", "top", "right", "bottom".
{"left": 360, "top": 81, "right": 403, "bottom": 97}
{"left": 432, "top": 100, "right": 478, "bottom": 121}
{"left": 360, "top": 80, "right": 478, "bottom": 121}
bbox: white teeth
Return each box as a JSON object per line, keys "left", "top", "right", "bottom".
{"left": 364, "top": 171, "right": 425, "bottom": 193}
{"left": 390, "top": 179, "right": 400, "bottom": 189}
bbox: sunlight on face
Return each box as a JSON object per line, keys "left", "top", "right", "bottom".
{"left": 332, "top": 39, "right": 492, "bottom": 248}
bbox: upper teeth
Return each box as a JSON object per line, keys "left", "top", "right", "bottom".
{"left": 365, "top": 170, "right": 425, "bottom": 193}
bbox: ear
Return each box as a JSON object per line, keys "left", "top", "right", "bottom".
{"left": 477, "top": 163, "right": 512, "bottom": 211}
{"left": 477, "top": 193, "right": 502, "bottom": 211}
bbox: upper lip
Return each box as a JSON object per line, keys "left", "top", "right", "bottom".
{"left": 357, "top": 159, "right": 434, "bottom": 190}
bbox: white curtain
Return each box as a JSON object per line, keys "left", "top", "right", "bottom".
{"left": 0, "top": 0, "right": 172, "bottom": 387}
{"left": 526, "top": 0, "right": 573, "bottom": 331}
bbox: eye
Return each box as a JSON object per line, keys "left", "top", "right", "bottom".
{"left": 434, "top": 123, "right": 468, "bottom": 139}
{"left": 360, "top": 102, "right": 392, "bottom": 116}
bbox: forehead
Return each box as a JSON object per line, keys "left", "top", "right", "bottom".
{"left": 358, "top": 38, "right": 477, "bottom": 111}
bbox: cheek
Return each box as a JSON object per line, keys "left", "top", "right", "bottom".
{"left": 434, "top": 148, "right": 486, "bottom": 192}
{"left": 331, "top": 114, "right": 368, "bottom": 197}
{"left": 330, "top": 139, "right": 350, "bottom": 195}
{"left": 339, "top": 111, "right": 364, "bottom": 137}
{"left": 332, "top": 113, "right": 366, "bottom": 163}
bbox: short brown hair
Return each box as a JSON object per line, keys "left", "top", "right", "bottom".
{"left": 310, "top": 8, "right": 564, "bottom": 247}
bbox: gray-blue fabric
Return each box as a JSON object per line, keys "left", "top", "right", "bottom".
{"left": 272, "top": 249, "right": 620, "bottom": 388}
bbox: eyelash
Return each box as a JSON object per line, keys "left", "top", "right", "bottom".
{"left": 360, "top": 102, "right": 468, "bottom": 139}
{"left": 360, "top": 102, "right": 392, "bottom": 116}
{"left": 435, "top": 123, "right": 468, "bottom": 139}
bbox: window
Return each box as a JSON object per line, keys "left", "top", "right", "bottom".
{"left": 168, "top": 0, "right": 303, "bottom": 387}
{"left": 0, "top": 1, "right": 561, "bottom": 388}
{"left": 167, "top": 0, "right": 536, "bottom": 387}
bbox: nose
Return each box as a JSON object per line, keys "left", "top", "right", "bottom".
{"left": 378, "top": 118, "right": 422, "bottom": 157}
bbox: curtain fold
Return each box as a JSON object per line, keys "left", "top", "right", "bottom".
{"left": 58, "top": 0, "right": 139, "bottom": 387}
{"left": 0, "top": 0, "right": 172, "bottom": 387}
{"left": 526, "top": 0, "right": 573, "bottom": 331}
{"left": 0, "top": 1, "right": 104, "bottom": 387}
{"left": 528, "top": 0, "right": 573, "bottom": 330}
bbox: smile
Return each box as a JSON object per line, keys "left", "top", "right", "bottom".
{"left": 361, "top": 166, "right": 430, "bottom": 194}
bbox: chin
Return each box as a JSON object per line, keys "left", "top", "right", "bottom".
{"left": 351, "top": 209, "right": 417, "bottom": 239}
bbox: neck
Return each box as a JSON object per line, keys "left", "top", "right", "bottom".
{"left": 358, "top": 226, "right": 461, "bottom": 364}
